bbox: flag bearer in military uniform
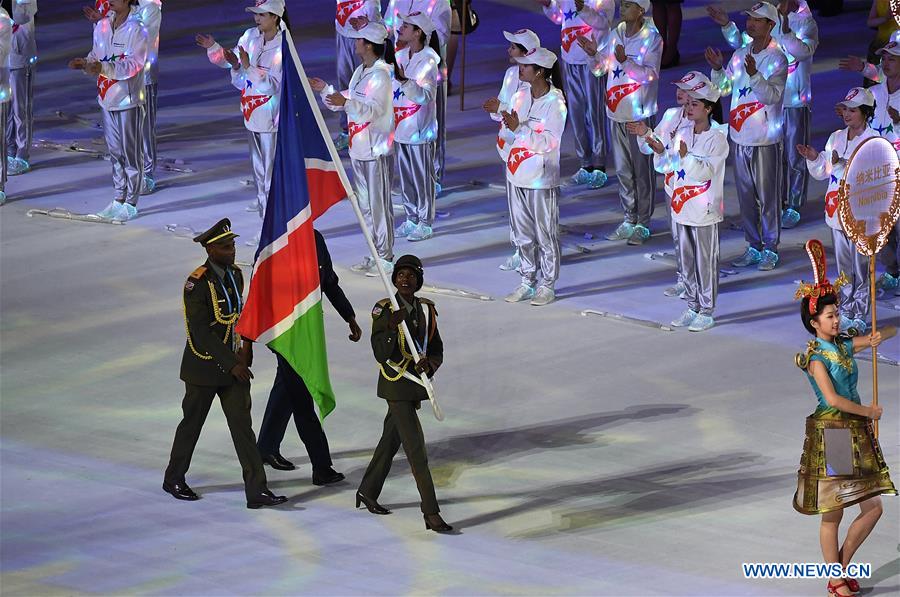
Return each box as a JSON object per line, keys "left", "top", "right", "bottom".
{"left": 163, "top": 218, "right": 288, "bottom": 510}
{"left": 356, "top": 254, "right": 452, "bottom": 533}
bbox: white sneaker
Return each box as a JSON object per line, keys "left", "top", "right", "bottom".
{"left": 688, "top": 314, "right": 715, "bottom": 332}
{"left": 505, "top": 284, "right": 535, "bottom": 303}
{"left": 499, "top": 251, "right": 521, "bottom": 271}
{"left": 116, "top": 203, "right": 138, "bottom": 221}
{"left": 671, "top": 309, "right": 698, "bottom": 327}
{"left": 407, "top": 223, "right": 433, "bottom": 242}
{"left": 97, "top": 201, "right": 122, "bottom": 219}
{"left": 663, "top": 282, "right": 686, "bottom": 298}
{"left": 365, "top": 258, "right": 394, "bottom": 277}
{"left": 396, "top": 220, "right": 417, "bottom": 237}
{"left": 350, "top": 256, "right": 374, "bottom": 272}
{"left": 530, "top": 286, "right": 555, "bottom": 306}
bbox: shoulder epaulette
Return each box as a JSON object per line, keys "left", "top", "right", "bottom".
{"left": 372, "top": 298, "right": 392, "bottom": 318}
{"left": 419, "top": 297, "right": 435, "bottom": 306}
{"left": 189, "top": 266, "right": 207, "bottom": 280}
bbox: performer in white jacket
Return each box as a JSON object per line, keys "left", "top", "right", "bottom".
{"left": 69, "top": 0, "right": 148, "bottom": 220}
{"left": 536, "top": 0, "right": 614, "bottom": 189}
{"left": 647, "top": 77, "right": 728, "bottom": 332}
{"left": 706, "top": 1, "right": 787, "bottom": 271}
{"left": 581, "top": 0, "right": 662, "bottom": 245}
{"left": 627, "top": 70, "right": 702, "bottom": 297}
{"left": 501, "top": 47, "right": 567, "bottom": 307}
{"left": 5, "top": 0, "right": 36, "bottom": 176}
{"left": 312, "top": 21, "right": 395, "bottom": 276}
{"left": 798, "top": 88, "right": 880, "bottom": 335}
{"left": 482, "top": 28, "right": 540, "bottom": 272}
{"left": 197, "top": 0, "right": 285, "bottom": 232}
{"left": 333, "top": 0, "right": 383, "bottom": 151}
{"left": 0, "top": 5, "right": 10, "bottom": 204}
{"left": 707, "top": 0, "right": 818, "bottom": 230}
{"left": 392, "top": 11, "right": 440, "bottom": 242}
{"left": 384, "top": 1, "right": 450, "bottom": 189}
{"left": 90, "top": 0, "right": 162, "bottom": 194}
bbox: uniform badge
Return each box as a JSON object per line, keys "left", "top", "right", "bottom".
{"left": 372, "top": 305, "right": 383, "bottom": 317}
{"left": 184, "top": 280, "right": 195, "bottom": 292}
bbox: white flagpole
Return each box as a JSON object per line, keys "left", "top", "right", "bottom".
{"left": 283, "top": 29, "right": 443, "bottom": 421}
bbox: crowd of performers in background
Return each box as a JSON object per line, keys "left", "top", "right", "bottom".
{"left": 0, "top": 0, "right": 898, "bottom": 326}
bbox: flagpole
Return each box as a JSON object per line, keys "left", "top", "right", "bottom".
{"left": 283, "top": 29, "right": 443, "bottom": 421}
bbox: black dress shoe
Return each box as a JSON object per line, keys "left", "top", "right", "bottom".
{"left": 163, "top": 481, "right": 200, "bottom": 501}
{"left": 262, "top": 453, "right": 295, "bottom": 471}
{"left": 355, "top": 491, "right": 391, "bottom": 515}
{"left": 247, "top": 489, "right": 288, "bottom": 509}
{"left": 424, "top": 513, "right": 453, "bottom": 533}
{"left": 312, "top": 467, "right": 345, "bottom": 486}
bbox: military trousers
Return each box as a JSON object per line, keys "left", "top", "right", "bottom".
{"left": 359, "top": 400, "right": 439, "bottom": 515}
{"left": 164, "top": 381, "right": 267, "bottom": 500}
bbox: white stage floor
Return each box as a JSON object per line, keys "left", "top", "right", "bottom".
{"left": 1, "top": 1, "right": 898, "bottom": 595}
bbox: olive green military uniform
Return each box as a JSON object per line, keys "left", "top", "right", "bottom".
{"left": 358, "top": 293, "right": 443, "bottom": 514}
{"left": 164, "top": 260, "right": 268, "bottom": 500}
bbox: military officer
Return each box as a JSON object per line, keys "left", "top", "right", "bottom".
{"left": 356, "top": 254, "right": 452, "bottom": 533}
{"left": 163, "top": 218, "right": 288, "bottom": 509}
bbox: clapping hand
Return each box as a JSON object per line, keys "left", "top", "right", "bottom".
{"left": 744, "top": 53, "right": 758, "bottom": 77}
{"left": 704, "top": 47, "right": 724, "bottom": 70}
{"left": 83, "top": 5, "right": 103, "bottom": 22}
{"left": 678, "top": 140, "right": 688, "bottom": 159}
{"left": 68, "top": 57, "right": 87, "bottom": 70}
{"left": 482, "top": 97, "right": 500, "bottom": 113}
{"left": 614, "top": 44, "right": 627, "bottom": 64}
{"left": 625, "top": 121, "right": 650, "bottom": 137}
{"left": 795, "top": 144, "right": 818, "bottom": 161}
{"left": 575, "top": 35, "right": 598, "bottom": 57}
{"left": 85, "top": 61, "right": 102, "bottom": 76}
{"left": 838, "top": 55, "right": 865, "bottom": 73}
{"left": 706, "top": 5, "right": 729, "bottom": 27}
{"left": 222, "top": 48, "right": 240, "bottom": 69}
{"left": 195, "top": 33, "right": 216, "bottom": 49}
{"left": 239, "top": 46, "right": 250, "bottom": 70}
{"left": 501, "top": 110, "right": 520, "bottom": 132}
{"left": 309, "top": 77, "right": 327, "bottom": 92}
{"left": 327, "top": 91, "right": 347, "bottom": 107}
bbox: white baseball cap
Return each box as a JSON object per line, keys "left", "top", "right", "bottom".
{"left": 837, "top": 87, "right": 875, "bottom": 109}
{"left": 673, "top": 71, "right": 711, "bottom": 90}
{"left": 246, "top": 0, "right": 285, "bottom": 18}
{"left": 621, "top": 0, "right": 651, "bottom": 12}
{"left": 346, "top": 22, "right": 389, "bottom": 45}
{"left": 685, "top": 80, "right": 721, "bottom": 103}
{"left": 503, "top": 29, "right": 541, "bottom": 52}
{"left": 743, "top": 1, "right": 778, "bottom": 23}
{"left": 515, "top": 47, "right": 558, "bottom": 69}
{"left": 400, "top": 11, "right": 436, "bottom": 37}
{"left": 877, "top": 40, "right": 900, "bottom": 57}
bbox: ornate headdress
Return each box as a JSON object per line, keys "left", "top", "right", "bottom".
{"left": 794, "top": 239, "right": 848, "bottom": 314}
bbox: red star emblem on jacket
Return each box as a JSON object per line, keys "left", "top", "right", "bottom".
{"left": 507, "top": 147, "right": 536, "bottom": 174}
{"left": 606, "top": 83, "right": 641, "bottom": 113}
{"left": 824, "top": 189, "right": 839, "bottom": 218}
{"left": 561, "top": 25, "right": 593, "bottom": 53}
{"left": 729, "top": 101, "right": 764, "bottom": 132}
{"left": 496, "top": 122, "right": 506, "bottom": 150}
{"left": 336, "top": 0, "right": 366, "bottom": 27}
{"left": 97, "top": 74, "right": 115, "bottom": 100}
{"left": 95, "top": 0, "right": 111, "bottom": 16}
{"left": 664, "top": 171, "right": 674, "bottom": 188}
{"left": 241, "top": 90, "right": 272, "bottom": 122}
{"left": 348, "top": 121, "right": 370, "bottom": 148}
{"left": 671, "top": 180, "right": 712, "bottom": 214}
{"left": 393, "top": 104, "right": 421, "bottom": 127}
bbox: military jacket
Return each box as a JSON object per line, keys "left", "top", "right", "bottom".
{"left": 180, "top": 260, "right": 244, "bottom": 386}
{"left": 371, "top": 293, "right": 443, "bottom": 402}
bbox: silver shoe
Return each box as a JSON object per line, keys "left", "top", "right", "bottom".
{"left": 530, "top": 286, "right": 555, "bottom": 306}
{"left": 505, "top": 285, "right": 535, "bottom": 303}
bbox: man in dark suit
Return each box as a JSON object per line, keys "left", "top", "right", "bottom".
{"left": 256, "top": 229, "right": 362, "bottom": 486}
{"left": 163, "top": 218, "right": 288, "bottom": 509}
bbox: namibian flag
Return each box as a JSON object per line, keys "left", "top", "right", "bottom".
{"left": 235, "top": 31, "right": 347, "bottom": 418}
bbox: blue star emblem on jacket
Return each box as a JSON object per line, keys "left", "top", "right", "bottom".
{"left": 393, "top": 88, "right": 403, "bottom": 100}
{"left": 875, "top": 122, "right": 894, "bottom": 135}
{"left": 738, "top": 87, "right": 751, "bottom": 98}
{"left": 677, "top": 169, "right": 686, "bottom": 180}
{"left": 612, "top": 66, "right": 624, "bottom": 79}
{"left": 830, "top": 174, "right": 838, "bottom": 184}
{"left": 564, "top": 9, "right": 578, "bottom": 20}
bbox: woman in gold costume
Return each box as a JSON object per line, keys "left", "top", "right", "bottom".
{"left": 794, "top": 239, "right": 896, "bottom": 597}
